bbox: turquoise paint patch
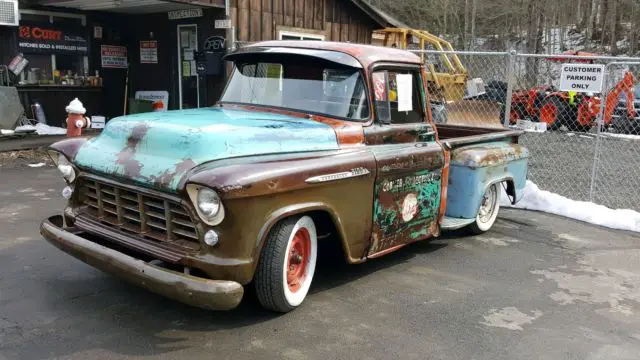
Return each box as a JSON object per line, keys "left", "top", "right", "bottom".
{"left": 373, "top": 169, "right": 442, "bottom": 239}
{"left": 73, "top": 108, "right": 339, "bottom": 192}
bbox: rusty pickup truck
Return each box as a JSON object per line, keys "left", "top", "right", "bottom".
{"left": 40, "top": 41, "right": 529, "bottom": 313}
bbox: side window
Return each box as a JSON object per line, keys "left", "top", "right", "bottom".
{"left": 373, "top": 70, "right": 425, "bottom": 124}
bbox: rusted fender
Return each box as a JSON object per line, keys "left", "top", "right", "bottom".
{"left": 449, "top": 142, "right": 529, "bottom": 169}
{"left": 186, "top": 148, "right": 378, "bottom": 269}
{"left": 40, "top": 215, "right": 244, "bottom": 310}
{"left": 446, "top": 142, "right": 529, "bottom": 219}
{"left": 186, "top": 148, "right": 377, "bottom": 199}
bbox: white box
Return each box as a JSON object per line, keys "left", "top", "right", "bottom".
{"left": 91, "top": 116, "right": 106, "bottom": 129}
{"left": 516, "top": 119, "right": 547, "bottom": 132}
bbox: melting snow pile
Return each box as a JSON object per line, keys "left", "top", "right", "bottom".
{"left": 500, "top": 180, "right": 640, "bottom": 233}
{"left": 14, "top": 123, "right": 66, "bottom": 135}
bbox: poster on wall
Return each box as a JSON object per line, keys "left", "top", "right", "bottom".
{"left": 140, "top": 40, "right": 158, "bottom": 64}
{"left": 18, "top": 22, "right": 89, "bottom": 55}
{"left": 101, "top": 45, "right": 128, "bottom": 68}
{"left": 135, "top": 91, "right": 169, "bottom": 111}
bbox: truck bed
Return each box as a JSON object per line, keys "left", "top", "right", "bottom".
{"left": 437, "top": 124, "right": 529, "bottom": 226}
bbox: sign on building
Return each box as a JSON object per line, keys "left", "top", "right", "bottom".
{"left": 17, "top": 22, "right": 89, "bottom": 55}
{"left": 168, "top": 8, "right": 203, "bottom": 20}
{"left": 559, "top": 64, "right": 605, "bottom": 93}
{"left": 215, "top": 19, "right": 231, "bottom": 29}
{"left": 140, "top": 40, "right": 158, "bottom": 64}
{"left": 101, "top": 45, "right": 128, "bottom": 69}
{"left": 135, "top": 91, "right": 169, "bottom": 111}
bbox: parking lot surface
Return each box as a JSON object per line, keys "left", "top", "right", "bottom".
{"left": 1, "top": 167, "right": 640, "bottom": 360}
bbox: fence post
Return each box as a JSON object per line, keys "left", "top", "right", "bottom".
{"left": 503, "top": 49, "right": 517, "bottom": 127}
{"left": 588, "top": 62, "right": 610, "bottom": 203}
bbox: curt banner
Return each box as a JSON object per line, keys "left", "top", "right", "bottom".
{"left": 18, "top": 22, "right": 89, "bottom": 55}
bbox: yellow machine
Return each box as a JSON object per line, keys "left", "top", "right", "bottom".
{"left": 372, "top": 28, "right": 470, "bottom": 102}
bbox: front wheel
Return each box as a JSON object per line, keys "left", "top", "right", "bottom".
{"left": 466, "top": 183, "right": 501, "bottom": 235}
{"left": 254, "top": 216, "right": 318, "bottom": 313}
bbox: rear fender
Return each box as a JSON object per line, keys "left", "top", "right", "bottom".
{"left": 446, "top": 142, "right": 529, "bottom": 219}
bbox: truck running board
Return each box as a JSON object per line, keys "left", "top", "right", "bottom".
{"left": 441, "top": 217, "right": 476, "bottom": 231}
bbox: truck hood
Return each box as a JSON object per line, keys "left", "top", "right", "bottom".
{"left": 73, "top": 107, "right": 339, "bottom": 192}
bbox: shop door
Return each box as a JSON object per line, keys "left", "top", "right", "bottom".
{"left": 177, "top": 24, "right": 200, "bottom": 109}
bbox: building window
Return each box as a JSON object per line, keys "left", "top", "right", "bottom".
{"left": 278, "top": 31, "right": 324, "bottom": 41}
{"left": 17, "top": 10, "right": 88, "bottom": 83}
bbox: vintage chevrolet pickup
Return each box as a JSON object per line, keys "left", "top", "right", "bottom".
{"left": 40, "top": 40, "right": 529, "bottom": 313}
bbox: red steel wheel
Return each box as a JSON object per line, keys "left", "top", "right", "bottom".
{"left": 286, "top": 228, "right": 311, "bottom": 293}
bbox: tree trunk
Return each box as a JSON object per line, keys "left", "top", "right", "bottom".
{"left": 442, "top": 0, "right": 448, "bottom": 36}
{"left": 463, "top": 0, "right": 470, "bottom": 50}
{"left": 559, "top": 4, "right": 565, "bottom": 52}
{"left": 631, "top": 1, "right": 638, "bottom": 55}
{"left": 609, "top": 0, "right": 617, "bottom": 54}
{"left": 583, "top": 0, "right": 592, "bottom": 29}
{"left": 599, "top": 0, "right": 608, "bottom": 49}
{"left": 589, "top": 0, "right": 599, "bottom": 41}
{"left": 470, "top": 0, "right": 477, "bottom": 50}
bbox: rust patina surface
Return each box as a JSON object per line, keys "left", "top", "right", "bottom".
{"left": 41, "top": 40, "right": 529, "bottom": 311}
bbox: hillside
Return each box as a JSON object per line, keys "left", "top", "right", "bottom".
{"left": 367, "top": 0, "right": 640, "bottom": 55}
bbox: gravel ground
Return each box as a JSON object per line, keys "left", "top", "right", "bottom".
{"left": 520, "top": 131, "right": 640, "bottom": 211}
{"left": 0, "top": 149, "right": 54, "bottom": 170}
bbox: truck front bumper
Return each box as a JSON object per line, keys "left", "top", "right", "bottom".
{"left": 40, "top": 215, "right": 244, "bottom": 311}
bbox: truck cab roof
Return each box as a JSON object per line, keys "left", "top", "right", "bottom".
{"left": 227, "top": 40, "right": 423, "bottom": 68}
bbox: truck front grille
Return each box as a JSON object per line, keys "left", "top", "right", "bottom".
{"left": 78, "top": 178, "right": 200, "bottom": 251}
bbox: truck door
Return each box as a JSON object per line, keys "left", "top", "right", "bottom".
{"left": 366, "top": 67, "right": 445, "bottom": 257}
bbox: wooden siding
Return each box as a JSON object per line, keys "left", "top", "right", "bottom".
{"left": 233, "top": 0, "right": 375, "bottom": 43}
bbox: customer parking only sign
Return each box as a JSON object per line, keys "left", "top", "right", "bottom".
{"left": 559, "top": 64, "right": 605, "bottom": 93}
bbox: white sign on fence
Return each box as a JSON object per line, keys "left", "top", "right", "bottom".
{"left": 559, "top": 63, "right": 605, "bottom": 93}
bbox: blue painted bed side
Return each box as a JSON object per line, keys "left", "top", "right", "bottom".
{"left": 445, "top": 142, "right": 529, "bottom": 219}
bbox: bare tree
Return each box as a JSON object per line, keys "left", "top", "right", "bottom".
{"left": 366, "top": 0, "right": 636, "bottom": 54}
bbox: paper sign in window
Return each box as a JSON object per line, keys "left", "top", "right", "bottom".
{"left": 396, "top": 74, "right": 413, "bottom": 112}
{"left": 372, "top": 72, "right": 386, "bottom": 101}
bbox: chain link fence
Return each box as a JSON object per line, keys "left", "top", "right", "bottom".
{"left": 411, "top": 49, "right": 640, "bottom": 211}
{"left": 229, "top": 41, "right": 640, "bottom": 211}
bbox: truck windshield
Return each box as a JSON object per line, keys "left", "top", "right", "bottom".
{"left": 221, "top": 60, "right": 370, "bottom": 121}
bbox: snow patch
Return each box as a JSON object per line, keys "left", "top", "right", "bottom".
{"left": 14, "top": 123, "right": 66, "bottom": 136}
{"left": 501, "top": 180, "right": 640, "bottom": 233}
{"left": 602, "top": 133, "right": 640, "bottom": 141}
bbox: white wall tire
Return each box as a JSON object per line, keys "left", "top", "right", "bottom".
{"left": 254, "top": 216, "right": 317, "bottom": 313}
{"left": 467, "top": 183, "right": 500, "bottom": 235}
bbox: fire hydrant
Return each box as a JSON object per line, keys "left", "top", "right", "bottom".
{"left": 65, "top": 98, "right": 91, "bottom": 137}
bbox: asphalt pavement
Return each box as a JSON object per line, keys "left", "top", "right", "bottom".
{"left": 1, "top": 167, "right": 640, "bottom": 360}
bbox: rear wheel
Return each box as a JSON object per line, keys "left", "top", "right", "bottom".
{"left": 538, "top": 96, "right": 568, "bottom": 130}
{"left": 254, "top": 216, "right": 318, "bottom": 313}
{"left": 466, "top": 183, "right": 501, "bottom": 235}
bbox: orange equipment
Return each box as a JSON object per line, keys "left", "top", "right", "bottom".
{"left": 508, "top": 51, "right": 637, "bottom": 132}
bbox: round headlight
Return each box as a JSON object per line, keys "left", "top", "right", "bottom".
{"left": 197, "top": 188, "right": 221, "bottom": 218}
{"left": 54, "top": 153, "right": 76, "bottom": 183}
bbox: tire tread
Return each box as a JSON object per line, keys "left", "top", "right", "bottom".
{"left": 254, "top": 217, "right": 298, "bottom": 312}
